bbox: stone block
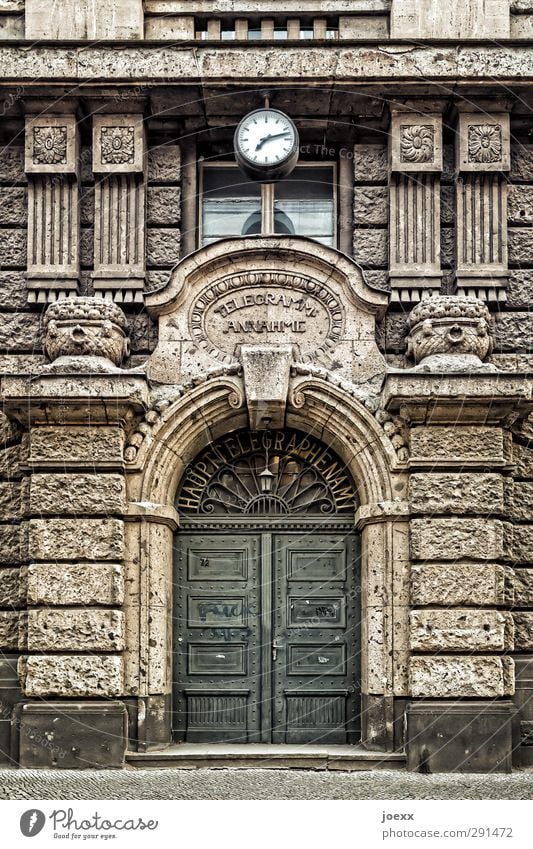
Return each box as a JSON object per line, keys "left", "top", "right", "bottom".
{"left": 0, "top": 482, "right": 22, "bottom": 520}
{"left": 352, "top": 229, "right": 387, "bottom": 268}
{"left": 146, "top": 228, "right": 181, "bottom": 267}
{"left": 411, "top": 562, "right": 507, "bottom": 606}
{"left": 19, "top": 701, "right": 127, "bottom": 769}
{"left": 27, "top": 609, "right": 124, "bottom": 651}
{"left": 512, "top": 569, "right": 533, "bottom": 606}
{"left": 147, "top": 186, "right": 181, "bottom": 226}
{"left": 353, "top": 186, "right": 388, "bottom": 225}
{"left": 0, "top": 566, "right": 25, "bottom": 607}
{"left": 127, "top": 312, "right": 158, "bottom": 353}
{"left": 410, "top": 426, "right": 508, "bottom": 466}
{"left": 409, "top": 473, "right": 504, "bottom": 515}
{"left": 405, "top": 701, "right": 514, "bottom": 774}
{"left": 0, "top": 228, "right": 25, "bottom": 268}
{"left": 29, "top": 426, "right": 124, "bottom": 466}
{"left": 510, "top": 144, "right": 533, "bottom": 181}
{"left": 508, "top": 185, "right": 533, "bottom": 224}
{"left": 509, "top": 228, "right": 533, "bottom": 264}
{"left": 0, "top": 145, "right": 25, "bottom": 182}
{"left": 80, "top": 227, "right": 93, "bottom": 268}
{"left": 80, "top": 186, "right": 94, "bottom": 226}
{"left": 0, "top": 611, "right": 20, "bottom": 649}
{"left": 0, "top": 523, "right": 27, "bottom": 565}
{"left": 508, "top": 524, "right": 533, "bottom": 564}
{"left": 391, "top": 0, "right": 510, "bottom": 39}
{"left": 26, "top": 0, "right": 143, "bottom": 40}
{"left": 410, "top": 609, "right": 513, "bottom": 652}
{"left": 0, "top": 414, "right": 20, "bottom": 448}
{"left": 409, "top": 656, "right": 514, "bottom": 697}
{"left": 20, "top": 655, "right": 123, "bottom": 697}
{"left": 495, "top": 313, "right": 533, "bottom": 354}
{"left": 0, "top": 271, "right": 29, "bottom": 311}
{"left": 353, "top": 144, "right": 387, "bottom": 182}
{"left": 0, "top": 188, "right": 26, "bottom": 226}
{"left": 147, "top": 145, "right": 181, "bottom": 182}
{"left": 378, "top": 312, "right": 409, "bottom": 353}
{"left": 29, "top": 518, "right": 124, "bottom": 562}
{"left": 507, "top": 270, "right": 533, "bottom": 309}
{"left": 146, "top": 269, "right": 170, "bottom": 292}
{"left": 440, "top": 185, "right": 455, "bottom": 225}
{"left": 0, "top": 313, "right": 40, "bottom": 352}
{"left": 29, "top": 474, "right": 125, "bottom": 516}
{"left": 27, "top": 562, "right": 123, "bottom": 606}
{"left": 514, "top": 613, "right": 533, "bottom": 649}
{"left": 513, "top": 443, "right": 533, "bottom": 478}
{"left": 0, "top": 444, "right": 22, "bottom": 479}
{"left": 410, "top": 518, "right": 504, "bottom": 561}
{"left": 506, "top": 482, "right": 533, "bottom": 521}
{"left": 144, "top": 15, "right": 195, "bottom": 40}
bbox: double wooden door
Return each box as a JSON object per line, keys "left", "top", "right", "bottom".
{"left": 173, "top": 528, "right": 360, "bottom": 743}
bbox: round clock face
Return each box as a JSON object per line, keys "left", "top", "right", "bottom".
{"left": 234, "top": 109, "right": 299, "bottom": 180}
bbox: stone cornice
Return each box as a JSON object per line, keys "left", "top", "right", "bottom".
{"left": 0, "top": 44, "right": 530, "bottom": 84}
{"left": 382, "top": 371, "right": 533, "bottom": 424}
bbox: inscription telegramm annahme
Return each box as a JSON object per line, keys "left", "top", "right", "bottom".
{"left": 189, "top": 272, "right": 345, "bottom": 363}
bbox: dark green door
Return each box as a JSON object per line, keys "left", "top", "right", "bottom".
{"left": 173, "top": 529, "right": 360, "bottom": 743}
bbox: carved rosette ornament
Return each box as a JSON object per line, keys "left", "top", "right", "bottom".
{"left": 43, "top": 297, "right": 130, "bottom": 366}
{"left": 406, "top": 295, "right": 493, "bottom": 365}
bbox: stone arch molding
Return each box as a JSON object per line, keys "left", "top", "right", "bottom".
{"left": 127, "top": 372, "right": 408, "bottom": 750}
{"left": 144, "top": 236, "right": 389, "bottom": 389}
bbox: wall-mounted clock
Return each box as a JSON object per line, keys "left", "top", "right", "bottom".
{"left": 234, "top": 108, "right": 299, "bottom": 182}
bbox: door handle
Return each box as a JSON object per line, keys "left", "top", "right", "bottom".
{"left": 272, "top": 640, "right": 283, "bottom": 662}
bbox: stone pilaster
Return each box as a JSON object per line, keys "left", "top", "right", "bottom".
{"left": 384, "top": 365, "right": 533, "bottom": 771}
{"left": 1, "top": 302, "right": 149, "bottom": 767}
{"left": 92, "top": 114, "right": 146, "bottom": 304}
{"left": 455, "top": 109, "right": 511, "bottom": 302}
{"left": 389, "top": 110, "right": 443, "bottom": 305}
{"left": 24, "top": 111, "right": 80, "bottom": 304}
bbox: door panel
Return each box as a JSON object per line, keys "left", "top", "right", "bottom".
{"left": 272, "top": 533, "right": 360, "bottom": 744}
{"left": 173, "top": 529, "right": 360, "bottom": 744}
{"left": 173, "top": 534, "right": 262, "bottom": 742}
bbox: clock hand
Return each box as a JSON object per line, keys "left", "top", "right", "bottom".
{"left": 255, "top": 131, "right": 291, "bottom": 151}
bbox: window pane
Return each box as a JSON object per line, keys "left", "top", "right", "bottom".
{"left": 274, "top": 166, "right": 335, "bottom": 246}
{"left": 202, "top": 167, "right": 261, "bottom": 246}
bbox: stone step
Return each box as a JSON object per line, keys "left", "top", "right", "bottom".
{"left": 126, "top": 744, "right": 406, "bottom": 771}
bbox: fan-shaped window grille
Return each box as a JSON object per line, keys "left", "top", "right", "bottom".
{"left": 177, "top": 429, "right": 357, "bottom": 515}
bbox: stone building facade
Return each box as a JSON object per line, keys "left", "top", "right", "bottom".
{"left": 0, "top": 0, "right": 532, "bottom": 772}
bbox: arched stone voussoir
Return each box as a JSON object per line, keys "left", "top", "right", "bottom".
{"left": 287, "top": 374, "right": 401, "bottom": 505}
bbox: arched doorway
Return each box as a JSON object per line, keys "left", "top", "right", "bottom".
{"left": 172, "top": 428, "right": 361, "bottom": 744}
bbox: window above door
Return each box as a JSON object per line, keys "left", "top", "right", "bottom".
{"left": 200, "top": 163, "right": 337, "bottom": 248}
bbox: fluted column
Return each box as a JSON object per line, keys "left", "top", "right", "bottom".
{"left": 455, "top": 110, "right": 510, "bottom": 303}
{"left": 24, "top": 112, "right": 80, "bottom": 304}
{"left": 92, "top": 114, "right": 146, "bottom": 304}
{"left": 389, "top": 110, "right": 443, "bottom": 305}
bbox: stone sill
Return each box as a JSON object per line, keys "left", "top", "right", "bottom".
{"left": 0, "top": 44, "right": 529, "bottom": 82}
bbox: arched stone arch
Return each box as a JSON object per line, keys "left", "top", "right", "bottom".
{"left": 125, "top": 372, "right": 409, "bottom": 751}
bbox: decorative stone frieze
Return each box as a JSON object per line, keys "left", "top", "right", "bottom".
{"left": 389, "top": 111, "right": 443, "bottom": 304}
{"left": 455, "top": 111, "right": 510, "bottom": 301}
{"left": 92, "top": 114, "right": 146, "bottom": 304}
{"left": 24, "top": 113, "right": 80, "bottom": 304}
{"left": 406, "top": 295, "right": 494, "bottom": 368}
{"left": 42, "top": 297, "right": 130, "bottom": 367}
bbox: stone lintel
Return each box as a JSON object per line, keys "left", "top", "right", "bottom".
{"left": 383, "top": 372, "right": 532, "bottom": 424}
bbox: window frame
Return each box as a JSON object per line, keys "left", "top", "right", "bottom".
{"left": 198, "top": 160, "right": 338, "bottom": 249}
